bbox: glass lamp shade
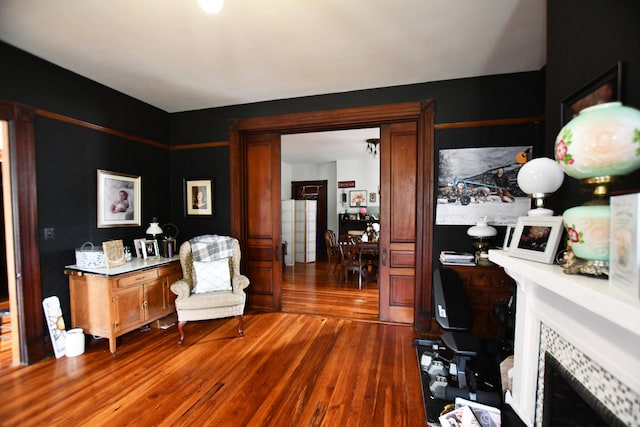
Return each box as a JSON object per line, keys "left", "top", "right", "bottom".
{"left": 517, "top": 157, "right": 565, "bottom": 216}
{"left": 555, "top": 102, "right": 640, "bottom": 181}
{"left": 467, "top": 217, "right": 497, "bottom": 253}
{"left": 563, "top": 205, "right": 610, "bottom": 262}
{"left": 146, "top": 218, "right": 163, "bottom": 237}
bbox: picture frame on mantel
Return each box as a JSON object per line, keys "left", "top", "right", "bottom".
{"left": 97, "top": 169, "right": 141, "bottom": 228}
{"left": 560, "top": 61, "right": 623, "bottom": 125}
{"left": 508, "top": 216, "right": 564, "bottom": 264}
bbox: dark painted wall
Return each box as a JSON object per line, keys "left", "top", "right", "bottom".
{"left": 0, "top": 41, "right": 171, "bottom": 324}
{"left": 545, "top": 0, "right": 640, "bottom": 208}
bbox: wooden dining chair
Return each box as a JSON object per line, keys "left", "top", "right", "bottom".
{"left": 339, "top": 236, "right": 367, "bottom": 289}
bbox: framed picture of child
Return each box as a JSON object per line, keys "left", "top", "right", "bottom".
{"left": 97, "top": 170, "right": 141, "bottom": 228}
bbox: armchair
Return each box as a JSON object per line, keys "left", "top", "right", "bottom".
{"left": 170, "top": 236, "right": 249, "bottom": 344}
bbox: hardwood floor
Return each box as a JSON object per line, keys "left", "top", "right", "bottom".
{"left": 0, "top": 261, "right": 426, "bottom": 426}
{"left": 282, "top": 260, "right": 380, "bottom": 322}
{"left": 0, "top": 311, "right": 426, "bottom": 426}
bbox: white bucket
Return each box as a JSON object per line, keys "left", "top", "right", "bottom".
{"left": 65, "top": 328, "right": 85, "bottom": 357}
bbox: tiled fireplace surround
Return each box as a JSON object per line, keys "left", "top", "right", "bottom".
{"left": 489, "top": 250, "right": 640, "bottom": 426}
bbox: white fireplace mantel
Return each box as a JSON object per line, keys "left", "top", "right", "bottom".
{"left": 489, "top": 249, "right": 640, "bottom": 426}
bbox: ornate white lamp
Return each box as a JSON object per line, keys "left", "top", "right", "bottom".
{"left": 555, "top": 102, "right": 640, "bottom": 276}
{"left": 467, "top": 217, "right": 497, "bottom": 263}
{"left": 517, "top": 157, "right": 565, "bottom": 216}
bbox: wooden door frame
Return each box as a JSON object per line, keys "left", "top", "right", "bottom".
{"left": 0, "top": 100, "right": 45, "bottom": 364}
{"left": 230, "top": 101, "right": 435, "bottom": 331}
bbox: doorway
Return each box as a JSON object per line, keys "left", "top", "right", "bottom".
{"left": 230, "top": 101, "right": 435, "bottom": 329}
{"left": 0, "top": 119, "right": 17, "bottom": 366}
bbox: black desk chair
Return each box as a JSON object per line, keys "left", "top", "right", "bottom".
{"left": 433, "top": 267, "right": 482, "bottom": 389}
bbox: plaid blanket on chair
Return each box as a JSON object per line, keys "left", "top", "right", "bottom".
{"left": 190, "top": 235, "right": 236, "bottom": 262}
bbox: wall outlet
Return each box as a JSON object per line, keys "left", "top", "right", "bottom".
{"left": 44, "top": 227, "right": 55, "bottom": 240}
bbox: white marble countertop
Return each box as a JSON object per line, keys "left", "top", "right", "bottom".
{"left": 65, "top": 255, "right": 180, "bottom": 277}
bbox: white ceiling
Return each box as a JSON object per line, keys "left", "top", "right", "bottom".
{"left": 0, "top": 0, "right": 546, "bottom": 163}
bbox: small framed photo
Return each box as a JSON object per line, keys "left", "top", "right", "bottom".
{"left": 369, "top": 192, "right": 377, "bottom": 203}
{"left": 560, "top": 61, "right": 623, "bottom": 125}
{"left": 349, "top": 190, "right": 367, "bottom": 207}
{"left": 133, "top": 238, "right": 147, "bottom": 258}
{"left": 97, "top": 170, "right": 141, "bottom": 228}
{"left": 508, "top": 216, "right": 564, "bottom": 264}
{"left": 185, "top": 179, "right": 213, "bottom": 216}
{"left": 142, "top": 239, "right": 160, "bottom": 259}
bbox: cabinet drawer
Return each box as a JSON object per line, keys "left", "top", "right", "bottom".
{"left": 158, "top": 263, "right": 182, "bottom": 277}
{"left": 117, "top": 270, "right": 158, "bottom": 288}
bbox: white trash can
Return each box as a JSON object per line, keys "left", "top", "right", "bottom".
{"left": 65, "top": 328, "right": 85, "bottom": 357}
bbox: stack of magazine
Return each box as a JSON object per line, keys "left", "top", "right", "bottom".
{"left": 438, "top": 397, "right": 501, "bottom": 426}
{"left": 439, "top": 251, "right": 475, "bottom": 266}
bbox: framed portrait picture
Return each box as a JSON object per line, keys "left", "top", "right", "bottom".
{"left": 561, "top": 61, "right": 623, "bottom": 125}
{"left": 185, "top": 179, "right": 213, "bottom": 216}
{"left": 133, "top": 238, "right": 147, "bottom": 258}
{"left": 97, "top": 170, "right": 141, "bottom": 228}
{"left": 508, "top": 216, "right": 564, "bottom": 264}
{"left": 369, "top": 192, "right": 377, "bottom": 203}
{"left": 349, "top": 190, "right": 367, "bottom": 207}
{"left": 142, "top": 239, "right": 160, "bottom": 259}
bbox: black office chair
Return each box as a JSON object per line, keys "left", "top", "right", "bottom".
{"left": 432, "top": 267, "right": 501, "bottom": 405}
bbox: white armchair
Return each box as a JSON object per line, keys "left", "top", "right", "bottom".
{"left": 170, "top": 236, "right": 249, "bottom": 344}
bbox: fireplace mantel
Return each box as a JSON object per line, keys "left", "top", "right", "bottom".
{"left": 489, "top": 249, "right": 640, "bottom": 426}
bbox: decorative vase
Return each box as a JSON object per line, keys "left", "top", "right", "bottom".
{"left": 555, "top": 102, "right": 640, "bottom": 180}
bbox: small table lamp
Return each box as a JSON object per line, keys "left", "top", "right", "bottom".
{"left": 467, "top": 217, "right": 497, "bottom": 262}
{"left": 516, "top": 157, "right": 564, "bottom": 216}
{"left": 146, "top": 217, "right": 163, "bottom": 241}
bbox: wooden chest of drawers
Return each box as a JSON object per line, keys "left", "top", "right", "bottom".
{"left": 66, "top": 259, "right": 182, "bottom": 354}
{"left": 435, "top": 264, "right": 515, "bottom": 338}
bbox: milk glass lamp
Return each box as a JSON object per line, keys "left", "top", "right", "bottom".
{"left": 467, "top": 217, "right": 497, "bottom": 256}
{"left": 517, "top": 157, "right": 565, "bottom": 216}
{"left": 146, "top": 218, "right": 163, "bottom": 240}
{"left": 555, "top": 102, "right": 640, "bottom": 275}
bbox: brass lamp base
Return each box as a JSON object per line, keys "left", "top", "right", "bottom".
{"left": 562, "top": 259, "right": 609, "bottom": 278}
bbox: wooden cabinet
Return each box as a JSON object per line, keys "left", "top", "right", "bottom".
{"left": 435, "top": 264, "right": 515, "bottom": 338}
{"left": 66, "top": 259, "right": 181, "bottom": 353}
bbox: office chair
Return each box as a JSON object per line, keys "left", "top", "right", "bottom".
{"left": 432, "top": 267, "right": 502, "bottom": 405}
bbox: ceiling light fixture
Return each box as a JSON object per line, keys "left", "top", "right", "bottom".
{"left": 366, "top": 138, "right": 380, "bottom": 157}
{"left": 198, "top": 0, "right": 224, "bottom": 14}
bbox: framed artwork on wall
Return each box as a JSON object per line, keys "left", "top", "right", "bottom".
{"left": 185, "top": 178, "right": 213, "bottom": 216}
{"left": 97, "top": 169, "right": 141, "bottom": 228}
{"left": 349, "top": 190, "right": 367, "bottom": 207}
{"left": 560, "top": 61, "right": 623, "bottom": 125}
{"left": 435, "top": 146, "right": 532, "bottom": 225}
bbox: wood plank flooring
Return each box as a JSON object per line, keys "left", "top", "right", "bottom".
{"left": 0, "top": 261, "right": 427, "bottom": 426}
{"left": 282, "top": 260, "right": 380, "bottom": 322}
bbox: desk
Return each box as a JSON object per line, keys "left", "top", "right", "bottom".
{"left": 65, "top": 257, "right": 181, "bottom": 353}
